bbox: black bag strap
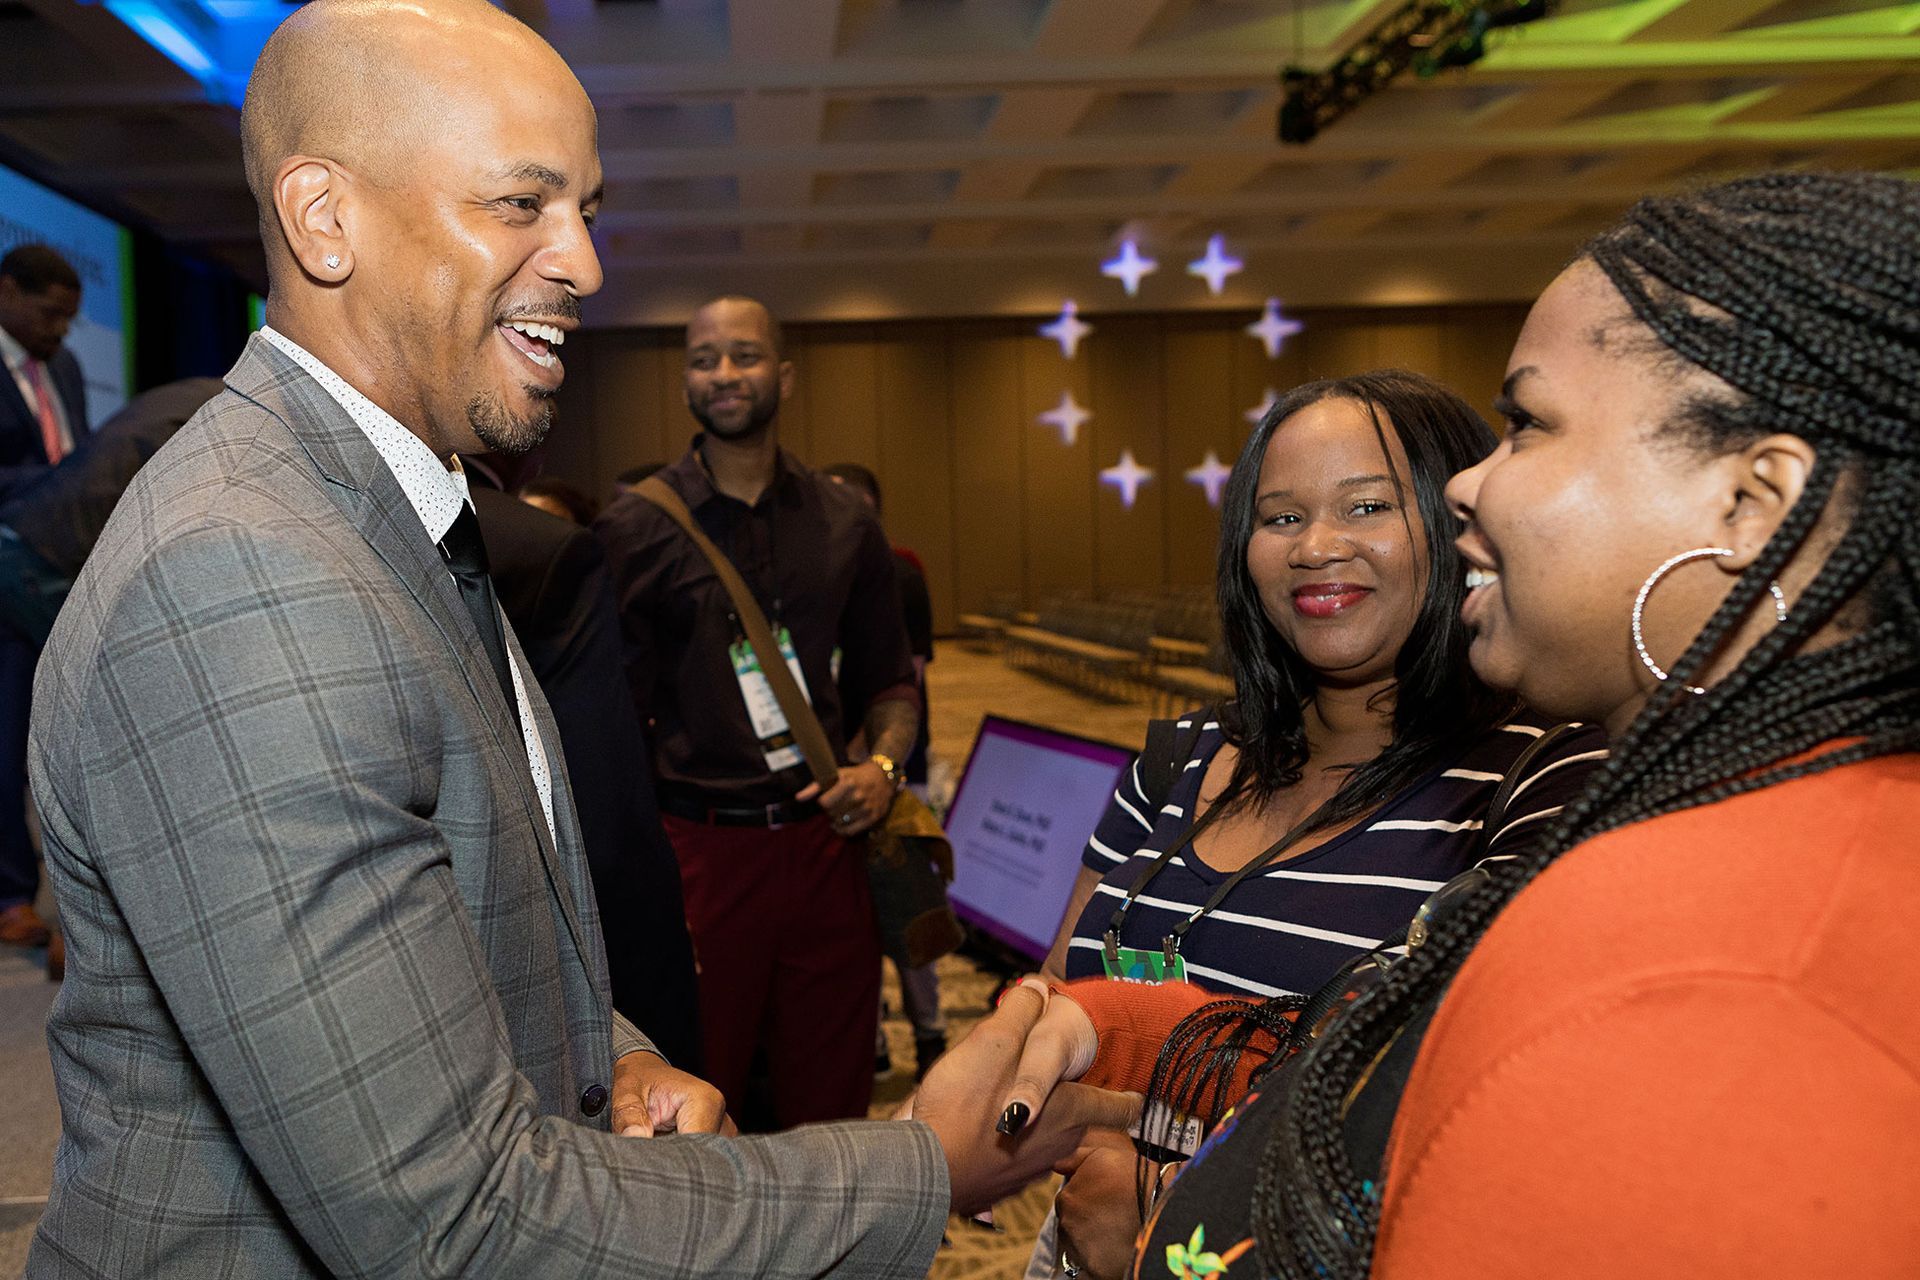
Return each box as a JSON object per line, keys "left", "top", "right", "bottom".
{"left": 1287, "top": 721, "right": 1583, "bottom": 1046}
{"left": 635, "top": 476, "right": 839, "bottom": 791}
{"left": 1480, "top": 721, "right": 1581, "bottom": 852}
{"left": 1138, "top": 712, "right": 1208, "bottom": 813}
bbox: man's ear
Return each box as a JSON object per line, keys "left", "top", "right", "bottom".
{"left": 778, "top": 359, "right": 796, "bottom": 401}
{"left": 1719, "top": 433, "right": 1817, "bottom": 571}
{"left": 274, "top": 156, "right": 355, "bottom": 282}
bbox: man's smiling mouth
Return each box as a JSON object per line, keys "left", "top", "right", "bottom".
{"left": 499, "top": 318, "right": 565, "bottom": 370}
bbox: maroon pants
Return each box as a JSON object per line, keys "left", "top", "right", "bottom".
{"left": 661, "top": 812, "right": 879, "bottom": 1130}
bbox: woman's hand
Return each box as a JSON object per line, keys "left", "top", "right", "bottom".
{"left": 1056, "top": 1129, "right": 1162, "bottom": 1280}
{"left": 991, "top": 978, "right": 1099, "bottom": 1133}
{"left": 913, "top": 980, "right": 1139, "bottom": 1216}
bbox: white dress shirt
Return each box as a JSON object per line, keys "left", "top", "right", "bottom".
{"left": 260, "top": 326, "right": 556, "bottom": 844}
{"left": 0, "top": 323, "right": 75, "bottom": 457}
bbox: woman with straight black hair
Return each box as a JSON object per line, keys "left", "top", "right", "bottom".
{"left": 1041, "top": 369, "right": 1600, "bottom": 1004}
{"left": 951, "top": 170, "right": 1920, "bottom": 1280}
{"left": 1022, "top": 370, "right": 1603, "bottom": 1278}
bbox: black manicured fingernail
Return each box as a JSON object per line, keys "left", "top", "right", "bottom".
{"left": 996, "top": 1102, "right": 1029, "bottom": 1135}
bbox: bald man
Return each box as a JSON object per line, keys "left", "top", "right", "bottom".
{"left": 22, "top": 2, "right": 1027, "bottom": 1273}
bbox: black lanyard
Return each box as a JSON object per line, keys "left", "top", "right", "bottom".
{"left": 1103, "top": 790, "right": 1338, "bottom": 968}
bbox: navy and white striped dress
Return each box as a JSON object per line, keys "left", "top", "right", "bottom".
{"left": 1064, "top": 712, "right": 1608, "bottom": 998}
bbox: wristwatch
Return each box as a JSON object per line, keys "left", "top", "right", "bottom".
{"left": 869, "top": 752, "right": 906, "bottom": 792}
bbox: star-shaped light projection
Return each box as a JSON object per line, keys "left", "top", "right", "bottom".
{"left": 1184, "top": 451, "right": 1233, "bottom": 507}
{"left": 1101, "top": 239, "right": 1158, "bottom": 297}
{"left": 1037, "top": 391, "right": 1092, "bottom": 446}
{"left": 1039, "top": 300, "right": 1094, "bottom": 359}
{"left": 1100, "top": 449, "right": 1155, "bottom": 509}
{"left": 1245, "top": 388, "right": 1281, "bottom": 427}
{"left": 1186, "top": 235, "right": 1245, "bottom": 297}
{"left": 1247, "top": 298, "right": 1304, "bottom": 359}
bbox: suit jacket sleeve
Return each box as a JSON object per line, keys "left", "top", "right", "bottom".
{"left": 45, "top": 516, "right": 945, "bottom": 1278}
{"left": 611, "top": 1010, "right": 656, "bottom": 1061}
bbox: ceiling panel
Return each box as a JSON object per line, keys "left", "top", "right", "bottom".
{"left": 0, "top": 0, "right": 1912, "bottom": 323}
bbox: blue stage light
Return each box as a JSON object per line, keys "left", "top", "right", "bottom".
{"left": 104, "top": 0, "right": 217, "bottom": 77}
{"left": 85, "top": 0, "right": 297, "bottom": 106}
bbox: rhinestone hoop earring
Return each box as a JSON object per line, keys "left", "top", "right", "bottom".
{"left": 1632, "top": 546, "right": 1789, "bottom": 696}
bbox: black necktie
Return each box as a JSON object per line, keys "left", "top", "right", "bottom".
{"left": 438, "top": 502, "right": 519, "bottom": 728}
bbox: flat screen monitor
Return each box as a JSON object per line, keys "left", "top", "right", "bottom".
{"left": 944, "top": 716, "right": 1135, "bottom": 963}
{"left": 0, "top": 163, "right": 134, "bottom": 426}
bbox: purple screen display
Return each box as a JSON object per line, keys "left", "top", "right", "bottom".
{"left": 943, "top": 716, "right": 1134, "bottom": 961}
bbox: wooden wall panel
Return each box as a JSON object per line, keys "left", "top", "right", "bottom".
{"left": 554, "top": 302, "right": 1529, "bottom": 627}
{"left": 1088, "top": 315, "right": 1166, "bottom": 598}
{"left": 799, "top": 327, "right": 880, "bottom": 469}
{"left": 1019, "top": 329, "right": 1096, "bottom": 600}
{"left": 1160, "top": 318, "right": 1235, "bottom": 588}
{"left": 1374, "top": 317, "right": 1445, "bottom": 381}
{"left": 543, "top": 335, "right": 599, "bottom": 488}
{"left": 1442, "top": 310, "right": 1528, "bottom": 432}
{"left": 947, "top": 324, "right": 1026, "bottom": 617}
{"left": 1301, "top": 317, "right": 1380, "bottom": 383}
{"left": 874, "top": 323, "right": 959, "bottom": 632}
{"left": 1230, "top": 310, "right": 1311, "bottom": 463}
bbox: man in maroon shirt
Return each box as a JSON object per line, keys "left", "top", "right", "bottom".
{"left": 595, "top": 296, "right": 919, "bottom": 1129}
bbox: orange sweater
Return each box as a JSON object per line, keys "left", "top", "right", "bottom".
{"left": 1066, "top": 754, "right": 1920, "bottom": 1277}
{"left": 1374, "top": 753, "right": 1920, "bottom": 1278}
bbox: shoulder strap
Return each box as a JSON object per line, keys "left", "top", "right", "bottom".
{"left": 1138, "top": 713, "right": 1207, "bottom": 813}
{"left": 634, "top": 476, "right": 840, "bottom": 790}
{"left": 1484, "top": 722, "right": 1580, "bottom": 835}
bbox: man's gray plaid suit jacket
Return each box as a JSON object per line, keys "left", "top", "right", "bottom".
{"left": 25, "top": 335, "right": 948, "bottom": 1278}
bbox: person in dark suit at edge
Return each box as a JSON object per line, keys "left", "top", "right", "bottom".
{"left": 0, "top": 376, "right": 222, "bottom": 959}
{"left": 463, "top": 451, "right": 703, "bottom": 1071}
{"left": 0, "top": 243, "right": 93, "bottom": 947}
{"left": 0, "top": 245, "right": 90, "bottom": 501}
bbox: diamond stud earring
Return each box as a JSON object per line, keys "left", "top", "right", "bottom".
{"left": 324, "top": 254, "right": 341, "bottom": 270}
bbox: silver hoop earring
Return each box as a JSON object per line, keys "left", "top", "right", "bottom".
{"left": 1632, "top": 546, "right": 1789, "bottom": 696}
{"left": 324, "top": 254, "right": 341, "bottom": 271}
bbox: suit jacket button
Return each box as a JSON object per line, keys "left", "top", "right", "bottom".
{"left": 580, "top": 1084, "right": 608, "bottom": 1117}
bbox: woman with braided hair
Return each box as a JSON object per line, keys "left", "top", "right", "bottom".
{"left": 926, "top": 171, "right": 1920, "bottom": 1278}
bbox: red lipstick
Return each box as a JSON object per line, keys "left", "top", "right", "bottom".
{"left": 1291, "top": 583, "right": 1372, "bottom": 618}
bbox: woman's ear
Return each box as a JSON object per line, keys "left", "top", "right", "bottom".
{"left": 1719, "top": 433, "right": 1817, "bottom": 571}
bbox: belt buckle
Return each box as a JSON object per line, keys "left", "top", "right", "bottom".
{"left": 765, "top": 802, "right": 785, "bottom": 831}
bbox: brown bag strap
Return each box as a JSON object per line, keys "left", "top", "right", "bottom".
{"left": 634, "top": 476, "right": 841, "bottom": 791}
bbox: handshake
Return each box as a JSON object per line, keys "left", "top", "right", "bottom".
{"left": 910, "top": 981, "right": 1148, "bottom": 1272}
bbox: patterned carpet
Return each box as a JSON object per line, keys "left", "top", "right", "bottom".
{"left": 869, "top": 642, "right": 1157, "bottom": 1279}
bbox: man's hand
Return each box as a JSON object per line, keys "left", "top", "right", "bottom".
{"left": 1056, "top": 1129, "right": 1160, "bottom": 1280}
{"left": 796, "top": 761, "right": 893, "bottom": 837}
{"left": 610, "top": 1051, "right": 735, "bottom": 1138}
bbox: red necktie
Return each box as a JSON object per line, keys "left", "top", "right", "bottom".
{"left": 21, "top": 360, "right": 65, "bottom": 465}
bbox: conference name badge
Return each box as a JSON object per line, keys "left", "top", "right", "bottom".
{"left": 1101, "top": 944, "right": 1189, "bottom": 985}
{"left": 729, "top": 625, "right": 814, "bottom": 772}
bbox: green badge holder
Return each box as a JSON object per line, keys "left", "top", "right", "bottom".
{"left": 1101, "top": 932, "right": 1189, "bottom": 984}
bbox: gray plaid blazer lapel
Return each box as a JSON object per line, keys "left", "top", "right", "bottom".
{"left": 221, "top": 334, "right": 594, "bottom": 964}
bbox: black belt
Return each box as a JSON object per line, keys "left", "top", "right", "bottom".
{"left": 658, "top": 789, "right": 821, "bottom": 829}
